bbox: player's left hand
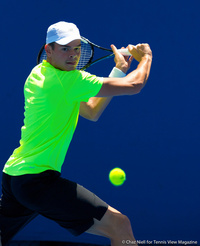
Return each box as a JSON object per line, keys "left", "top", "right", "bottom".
{"left": 111, "top": 44, "right": 134, "bottom": 74}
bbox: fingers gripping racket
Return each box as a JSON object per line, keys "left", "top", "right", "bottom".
{"left": 37, "top": 36, "right": 131, "bottom": 70}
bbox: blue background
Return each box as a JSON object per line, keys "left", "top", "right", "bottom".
{"left": 0, "top": 0, "right": 200, "bottom": 245}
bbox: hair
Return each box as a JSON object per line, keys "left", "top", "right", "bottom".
{"left": 48, "top": 42, "right": 55, "bottom": 50}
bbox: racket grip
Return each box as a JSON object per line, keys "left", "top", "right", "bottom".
{"left": 117, "top": 48, "right": 131, "bottom": 56}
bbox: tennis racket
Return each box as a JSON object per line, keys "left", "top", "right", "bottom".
{"left": 37, "top": 36, "right": 131, "bottom": 70}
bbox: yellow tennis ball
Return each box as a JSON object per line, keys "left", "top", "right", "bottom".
{"left": 109, "top": 168, "right": 126, "bottom": 186}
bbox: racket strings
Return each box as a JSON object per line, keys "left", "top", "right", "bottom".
{"left": 40, "top": 52, "right": 47, "bottom": 64}
{"left": 77, "top": 41, "right": 93, "bottom": 70}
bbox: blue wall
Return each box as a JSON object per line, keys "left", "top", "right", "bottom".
{"left": 1, "top": 0, "right": 200, "bottom": 245}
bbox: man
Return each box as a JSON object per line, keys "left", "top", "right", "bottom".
{"left": 0, "top": 21, "right": 152, "bottom": 246}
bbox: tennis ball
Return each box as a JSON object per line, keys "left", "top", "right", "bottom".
{"left": 109, "top": 167, "right": 126, "bottom": 186}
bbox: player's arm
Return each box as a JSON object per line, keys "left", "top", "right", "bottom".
{"left": 79, "top": 96, "right": 112, "bottom": 122}
{"left": 96, "top": 43, "right": 152, "bottom": 97}
{"left": 79, "top": 48, "right": 133, "bottom": 122}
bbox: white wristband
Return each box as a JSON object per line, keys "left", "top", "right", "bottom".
{"left": 109, "top": 67, "right": 126, "bottom": 78}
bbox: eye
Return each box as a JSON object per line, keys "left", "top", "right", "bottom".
{"left": 62, "top": 47, "right": 70, "bottom": 52}
{"left": 74, "top": 47, "right": 81, "bottom": 52}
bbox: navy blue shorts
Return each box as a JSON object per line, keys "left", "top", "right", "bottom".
{"left": 0, "top": 170, "right": 108, "bottom": 246}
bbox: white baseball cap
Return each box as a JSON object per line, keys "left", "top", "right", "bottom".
{"left": 46, "top": 21, "right": 81, "bottom": 45}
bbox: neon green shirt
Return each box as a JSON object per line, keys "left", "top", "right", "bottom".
{"left": 3, "top": 61, "right": 103, "bottom": 176}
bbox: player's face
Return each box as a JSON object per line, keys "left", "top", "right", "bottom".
{"left": 47, "top": 40, "right": 81, "bottom": 71}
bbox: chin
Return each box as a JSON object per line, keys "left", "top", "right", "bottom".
{"left": 65, "top": 65, "right": 77, "bottom": 71}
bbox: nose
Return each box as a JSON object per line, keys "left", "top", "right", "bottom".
{"left": 68, "top": 49, "right": 77, "bottom": 59}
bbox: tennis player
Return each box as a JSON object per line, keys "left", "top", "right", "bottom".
{"left": 0, "top": 21, "right": 152, "bottom": 246}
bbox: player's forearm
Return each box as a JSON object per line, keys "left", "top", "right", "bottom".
{"left": 79, "top": 97, "right": 112, "bottom": 122}
{"left": 126, "top": 54, "right": 152, "bottom": 91}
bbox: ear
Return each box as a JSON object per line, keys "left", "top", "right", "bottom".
{"left": 45, "top": 44, "right": 52, "bottom": 57}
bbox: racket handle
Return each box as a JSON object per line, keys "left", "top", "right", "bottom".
{"left": 117, "top": 48, "right": 131, "bottom": 56}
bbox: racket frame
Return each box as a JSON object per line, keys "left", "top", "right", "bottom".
{"left": 37, "top": 36, "right": 118, "bottom": 70}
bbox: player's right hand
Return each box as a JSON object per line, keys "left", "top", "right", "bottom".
{"left": 128, "top": 43, "right": 152, "bottom": 62}
{"left": 111, "top": 44, "right": 134, "bottom": 74}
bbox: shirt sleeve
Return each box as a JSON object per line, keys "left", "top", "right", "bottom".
{"left": 56, "top": 70, "right": 103, "bottom": 102}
